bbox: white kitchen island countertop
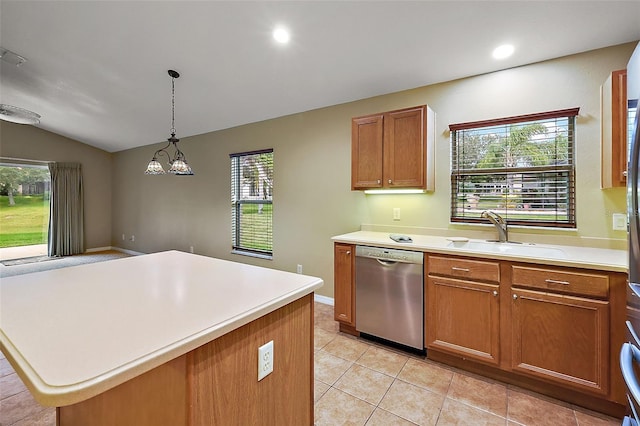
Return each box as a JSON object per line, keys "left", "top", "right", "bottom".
{"left": 332, "top": 231, "right": 627, "bottom": 272}
{"left": 0, "top": 250, "right": 323, "bottom": 407}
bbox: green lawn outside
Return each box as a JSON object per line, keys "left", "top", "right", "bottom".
{"left": 239, "top": 203, "right": 272, "bottom": 252}
{"left": 0, "top": 195, "right": 49, "bottom": 248}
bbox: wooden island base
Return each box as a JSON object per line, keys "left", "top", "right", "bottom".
{"left": 58, "top": 294, "right": 314, "bottom": 426}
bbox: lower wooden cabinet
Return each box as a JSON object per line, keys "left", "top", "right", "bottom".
{"left": 334, "top": 246, "right": 626, "bottom": 415}
{"left": 424, "top": 254, "right": 626, "bottom": 415}
{"left": 426, "top": 276, "right": 500, "bottom": 366}
{"left": 333, "top": 243, "right": 355, "bottom": 326}
{"left": 510, "top": 288, "right": 610, "bottom": 395}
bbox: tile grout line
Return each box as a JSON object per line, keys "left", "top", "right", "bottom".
{"left": 354, "top": 344, "right": 393, "bottom": 425}
{"left": 431, "top": 367, "right": 454, "bottom": 426}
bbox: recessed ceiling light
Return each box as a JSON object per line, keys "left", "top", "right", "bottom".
{"left": 492, "top": 44, "right": 514, "bottom": 59}
{"left": 273, "top": 27, "right": 290, "bottom": 44}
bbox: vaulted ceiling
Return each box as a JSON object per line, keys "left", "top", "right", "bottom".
{"left": 1, "top": 1, "right": 639, "bottom": 153}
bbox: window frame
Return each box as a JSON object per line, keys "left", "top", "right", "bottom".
{"left": 449, "top": 108, "right": 579, "bottom": 228}
{"left": 230, "top": 149, "right": 273, "bottom": 259}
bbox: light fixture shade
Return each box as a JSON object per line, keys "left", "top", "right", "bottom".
{"left": 0, "top": 104, "right": 40, "bottom": 125}
{"left": 168, "top": 159, "right": 194, "bottom": 175}
{"left": 144, "top": 159, "right": 166, "bottom": 175}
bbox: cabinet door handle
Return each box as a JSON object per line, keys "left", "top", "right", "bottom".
{"left": 512, "top": 294, "right": 518, "bottom": 300}
{"left": 493, "top": 290, "right": 498, "bottom": 297}
{"left": 377, "top": 179, "right": 381, "bottom": 184}
{"left": 345, "top": 251, "right": 351, "bottom": 255}
{"left": 545, "top": 279, "right": 570, "bottom": 286}
{"left": 451, "top": 267, "right": 470, "bottom": 273}
{"left": 388, "top": 179, "right": 392, "bottom": 184}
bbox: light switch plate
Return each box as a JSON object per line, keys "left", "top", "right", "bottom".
{"left": 258, "top": 340, "right": 274, "bottom": 381}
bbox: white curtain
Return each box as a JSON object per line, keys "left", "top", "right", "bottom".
{"left": 48, "top": 162, "right": 84, "bottom": 257}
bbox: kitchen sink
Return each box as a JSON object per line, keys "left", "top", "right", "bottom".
{"left": 447, "top": 240, "right": 567, "bottom": 258}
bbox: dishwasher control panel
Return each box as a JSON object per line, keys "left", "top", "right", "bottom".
{"left": 355, "top": 246, "right": 423, "bottom": 264}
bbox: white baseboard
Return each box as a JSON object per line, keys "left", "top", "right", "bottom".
{"left": 85, "top": 246, "right": 112, "bottom": 253}
{"left": 112, "top": 247, "right": 145, "bottom": 256}
{"left": 314, "top": 294, "right": 334, "bottom": 306}
{"left": 88, "top": 246, "right": 145, "bottom": 256}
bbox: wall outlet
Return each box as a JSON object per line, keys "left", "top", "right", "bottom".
{"left": 258, "top": 340, "right": 274, "bottom": 381}
{"left": 121, "top": 233, "right": 125, "bottom": 241}
{"left": 393, "top": 207, "right": 401, "bottom": 221}
{"left": 296, "top": 264, "right": 303, "bottom": 274}
{"left": 612, "top": 213, "right": 627, "bottom": 231}
{"left": 190, "top": 246, "right": 194, "bottom": 253}
{"left": 130, "top": 235, "right": 135, "bottom": 242}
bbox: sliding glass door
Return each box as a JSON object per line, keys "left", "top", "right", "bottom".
{"left": 0, "top": 161, "right": 50, "bottom": 255}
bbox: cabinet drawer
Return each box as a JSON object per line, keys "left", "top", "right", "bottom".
{"left": 428, "top": 256, "right": 500, "bottom": 283}
{"left": 511, "top": 265, "right": 609, "bottom": 298}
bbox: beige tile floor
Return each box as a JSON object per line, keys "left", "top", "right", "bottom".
{"left": 0, "top": 301, "right": 623, "bottom": 425}
{"left": 0, "top": 350, "right": 55, "bottom": 425}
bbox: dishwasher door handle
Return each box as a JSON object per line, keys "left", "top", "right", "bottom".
{"left": 375, "top": 258, "right": 398, "bottom": 266}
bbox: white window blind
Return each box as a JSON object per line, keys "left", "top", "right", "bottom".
{"left": 449, "top": 108, "right": 579, "bottom": 228}
{"left": 230, "top": 149, "right": 273, "bottom": 257}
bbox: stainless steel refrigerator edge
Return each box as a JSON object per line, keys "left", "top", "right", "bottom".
{"left": 628, "top": 42, "right": 640, "bottom": 297}
{"left": 626, "top": 40, "right": 640, "bottom": 322}
{"left": 623, "top": 41, "right": 640, "bottom": 425}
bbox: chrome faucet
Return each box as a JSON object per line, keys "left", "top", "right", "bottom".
{"left": 481, "top": 210, "right": 508, "bottom": 242}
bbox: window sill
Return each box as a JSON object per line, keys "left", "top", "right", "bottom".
{"left": 231, "top": 249, "right": 273, "bottom": 260}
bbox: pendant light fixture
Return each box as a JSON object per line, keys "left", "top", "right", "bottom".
{"left": 145, "top": 70, "right": 194, "bottom": 175}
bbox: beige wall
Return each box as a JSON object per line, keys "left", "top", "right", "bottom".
{"left": 0, "top": 121, "right": 113, "bottom": 249}
{"left": 112, "top": 42, "right": 636, "bottom": 299}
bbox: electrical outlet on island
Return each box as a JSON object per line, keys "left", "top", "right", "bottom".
{"left": 258, "top": 340, "right": 274, "bottom": 381}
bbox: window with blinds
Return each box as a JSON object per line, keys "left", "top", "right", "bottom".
{"left": 449, "top": 108, "right": 579, "bottom": 228}
{"left": 230, "top": 149, "right": 273, "bottom": 258}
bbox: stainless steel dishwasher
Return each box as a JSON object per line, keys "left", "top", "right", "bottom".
{"left": 355, "top": 245, "right": 424, "bottom": 350}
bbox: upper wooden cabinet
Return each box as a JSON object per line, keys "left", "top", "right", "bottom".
{"left": 352, "top": 114, "right": 384, "bottom": 188}
{"left": 351, "top": 105, "right": 435, "bottom": 191}
{"left": 601, "top": 69, "right": 627, "bottom": 188}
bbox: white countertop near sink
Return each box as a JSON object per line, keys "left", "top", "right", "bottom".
{"left": 332, "top": 231, "right": 627, "bottom": 272}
